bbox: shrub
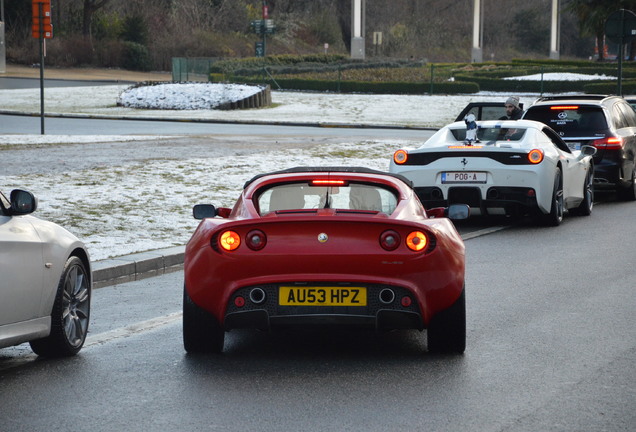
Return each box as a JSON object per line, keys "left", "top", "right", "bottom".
{"left": 121, "top": 42, "right": 152, "bottom": 71}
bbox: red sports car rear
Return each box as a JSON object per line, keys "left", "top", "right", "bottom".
{"left": 183, "top": 167, "right": 468, "bottom": 354}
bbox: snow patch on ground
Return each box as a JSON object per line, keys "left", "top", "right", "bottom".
{"left": 117, "top": 83, "right": 263, "bottom": 110}
{"left": 0, "top": 72, "right": 612, "bottom": 259}
{"left": 504, "top": 72, "right": 616, "bottom": 81}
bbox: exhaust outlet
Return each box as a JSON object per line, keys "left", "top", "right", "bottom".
{"left": 249, "top": 287, "right": 267, "bottom": 304}
{"left": 379, "top": 288, "right": 396, "bottom": 304}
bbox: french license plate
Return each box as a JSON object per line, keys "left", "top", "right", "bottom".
{"left": 567, "top": 142, "right": 582, "bottom": 150}
{"left": 441, "top": 171, "right": 487, "bottom": 184}
{"left": 279, "top": 286, "right": 367, "bottom": 306}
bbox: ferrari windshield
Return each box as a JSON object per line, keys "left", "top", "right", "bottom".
{"left": 257, "top": 182, "right": 398, "bottom": 215}
{"left": 450, "top": 127, "right": 527, "bottom": 142}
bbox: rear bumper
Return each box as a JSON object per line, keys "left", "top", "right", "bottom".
{"left": 225, "top": 309, "right": 424, "bottom": 331}
{"left": 594, "top": 159, "right": 627, "bottom": 189}
{"left": 223, "top": 283, "right": 425, "bottom": 331}
{"left": 415, "top": 186, "right": 540, "bottom": 213}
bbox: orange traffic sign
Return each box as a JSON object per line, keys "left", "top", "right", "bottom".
{"left": 32, "top": 0, "right": 53, "bottom": 39}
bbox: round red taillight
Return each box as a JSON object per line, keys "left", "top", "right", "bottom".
{"left": 246, "top": 229, "right": 267, "bottom": 251}
{"left": 393, "top": 149, "right": 408, "bottom": 165}
{"left": 380, "top": 230, "right": 401, "bottom": 251}
{"left": 234, "top": 296, "right": 245, "bottom": 307}
{"left": 406, "top": 231, "right": 428, "bottom": 251}
{"left": 401, "top": 296, "right": 412, "bottom": 307}
{"left": 219, "top": 230, "right": 241, "bottom": 251}
{"left": 528, "top": 149, "right": 544, "bottom": 164}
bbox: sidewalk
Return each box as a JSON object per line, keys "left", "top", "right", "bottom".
{"left": 2, "top": 64, "right": 172, "bottom": 82}
{"left": 92, "top": 246, "right": 185, "bottom": 289}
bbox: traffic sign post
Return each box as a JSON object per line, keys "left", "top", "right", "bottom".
{"left": 31, "top": 0, "right": 52, "bottom": 39}
{"left": 250, "top": 19, "right": 276, "bottom": 57}
{"left": 605, "top": 9, "right": 636, "bottom": 96}
{"left": 250, "top": 1, "right": 275, "bottom": 57}
{"left": 32, "top": 0, "right": 52, "bottom": 134}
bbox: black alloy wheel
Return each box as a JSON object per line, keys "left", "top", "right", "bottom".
{"left": 574, "top": 168, "right": 594, "bottom": 216}
{"left": 541, "top": 169, "right": 564, "bottom": 226}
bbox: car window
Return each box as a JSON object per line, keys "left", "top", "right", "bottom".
{"left": 617, "top": 102, "right": 636, "bottom": 127}
{"left": 480, "top": 106, "right": 507, "bottom": 120}
{"left": 612, "top": 105, "right": 628, "bottom": 129}
{"left": 524, "top": 106, "right": 608, "bottom": 137}
{"left": 450, "top": 127, "right": 527, "bottom": 142}
{"left": 257, "top": 182, "right": 398, "bottom": 215}
{"left": 542, "top": 127, "right": 572, "bottom": 153}
{"left": 0, "top": 191, "right": 9, "bottom": 215}
{"left": 462, "top": 106, "right": 506, "bottom": 120}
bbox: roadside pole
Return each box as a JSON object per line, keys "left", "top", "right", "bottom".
{"left": 32, "top": 0, "right": 52, "bottom": 134}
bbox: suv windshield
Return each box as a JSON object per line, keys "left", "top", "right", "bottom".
{"left": 523, "top": 106, "right": 609, "bottom": 138}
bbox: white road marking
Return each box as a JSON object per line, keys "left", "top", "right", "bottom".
{"left": 85, "top": 311, "right": 182, "bottom": 347}
{"left": 0, "top": 312, "right": 182, "bottom": 371}
{"left": 462, "top": 225, "right": 508, "bottom": 240}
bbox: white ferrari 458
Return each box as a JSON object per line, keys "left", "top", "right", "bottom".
{"left": 390, "top": 119, "right": 597, "bottom": 226}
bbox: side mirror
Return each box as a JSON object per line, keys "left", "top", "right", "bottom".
{"left": 446, "top": 204, "right": 470, "bottom": 220}
{"left": 10, "top": 189, "right": 37, "bottom": 215}
{"left": 427, "top": 204, "right": 470, "bottom": 220}
{"left": 193, "top": 204, "right": 217, "bottom": 220}
{"left": 580, "top": 145, "right": 597, "bottom": 157}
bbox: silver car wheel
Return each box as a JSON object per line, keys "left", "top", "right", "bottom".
{"left": 62, "top": 263, "right": 90, "bottom": 348}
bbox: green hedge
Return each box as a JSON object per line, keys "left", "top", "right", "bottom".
{"left": 584, "top": 81, "right": 636, "bottom": 95}
{"left": 205, "top": 57, "right": 636, "bottom": 94}
{"left": 228, "top": 76, "right": 478, "bottom": 94}
{"left": 452, "top": 73, "right": 612, "bottom": 93}
{"left": 210, "top": 54, "right": 351, "bottom": 74}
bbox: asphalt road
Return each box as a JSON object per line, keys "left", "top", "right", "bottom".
{"left": 0, "top": 76, "right": 135, "bottom": 89}
{"left": 1, "top": 198, "right": 635, "bottom": 432}
{"left": 1, "top": 74, "right": 634, "bottom": 431}
{"left": 0, "top": 112, "right": 433, "bottom": 138}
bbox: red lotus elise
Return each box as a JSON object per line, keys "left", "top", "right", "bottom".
{"left": 183, "top": 167, "right": 469, "bottom": 354}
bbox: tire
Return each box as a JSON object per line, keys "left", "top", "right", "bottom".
{"left": 427, "top": 288, "right": 466, "bottom": 354}
{"left": 617, "top": 166, "right": 636, "bottom": 201}
{"left": 183, "top": 285, "right": 225, "bottom": 354}
{"left": 573, "top": 168, "right": 594, "bottom": 216}
{"left": 30, "top": 256, "right": 91, "bottom": 357}
{"left": 540, "top": 168, "right": 564, "bottom": 226}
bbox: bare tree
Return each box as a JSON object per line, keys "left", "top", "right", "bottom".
{"left": 82, "top": 0, "right": 110, "bottom": 37}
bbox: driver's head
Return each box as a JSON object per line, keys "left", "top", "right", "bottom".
{"left": 505, "top": 96, "right": 520, "bottom": 115}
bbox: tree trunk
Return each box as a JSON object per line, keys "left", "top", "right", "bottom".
{"left": 82, "top": 0, "right": 110, "bottom": 38}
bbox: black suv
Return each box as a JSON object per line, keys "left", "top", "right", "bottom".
{"left": 523, "top": 95, "right": 636, "bottom": 200}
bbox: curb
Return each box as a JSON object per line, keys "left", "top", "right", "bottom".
{"left": 92, "top": 246, "right": 185, "bottom": 289}
{"left": 0, "top": 109, "right": 437, "bottom": 131}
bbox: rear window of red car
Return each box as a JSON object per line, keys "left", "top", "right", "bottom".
{"left": 256, "top": 182, "right": 398, "bottom": 215}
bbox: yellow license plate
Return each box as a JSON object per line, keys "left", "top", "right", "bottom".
{"left": 279, "top": 286, "right": 367, "bottom": 306}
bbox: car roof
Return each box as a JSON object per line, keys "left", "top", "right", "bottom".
{"left": 243, "top": 166, "right": 414, "bottom": 189}
{"left": 529, "top": 94, "right": 622, "bottom": 107}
